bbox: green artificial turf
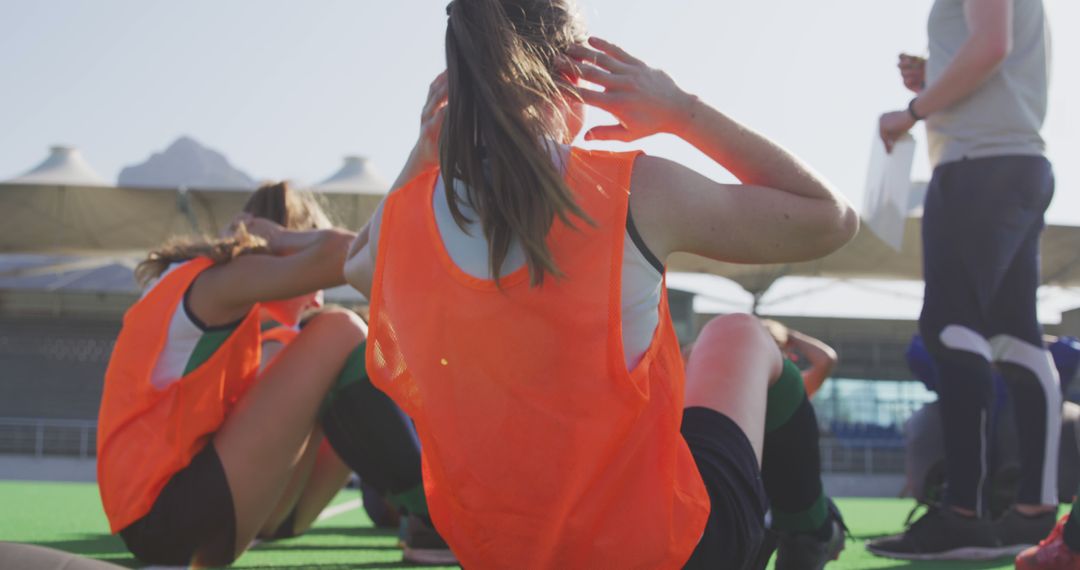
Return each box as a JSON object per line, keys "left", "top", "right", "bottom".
{"left": 0, "top": 481, "right": 1062, "bottom": 569}
{"left": 0, "top": 481, "right": 452, "bottom": 569}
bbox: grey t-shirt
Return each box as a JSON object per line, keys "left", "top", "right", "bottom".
{"left": 926, "top": 0, "right": 1050, "bottom": 166}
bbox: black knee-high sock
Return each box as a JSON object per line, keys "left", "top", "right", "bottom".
{"left": 762, "top": 359, "right": 829, "bottom": 536}
{"left": 320, "top": 343, "right": 429, "bottom": 516}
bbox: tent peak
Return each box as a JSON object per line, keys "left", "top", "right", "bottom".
{"left": 6, "top": 145, "right": 108, "bottom": 187}
{"left": 314, "top": 155, "right": 388, "bottom": 195}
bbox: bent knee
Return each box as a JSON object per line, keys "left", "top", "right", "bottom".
{"left": 697, "top": 313, "right": 769, "bottom": 346}
{"left": 693, "top": 313, "right": 782, "bottom": 379}
{"left": 300, "top": 308, "right": 367, "bottom": 345}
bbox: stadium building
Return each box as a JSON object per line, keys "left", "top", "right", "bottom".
{"left": 3, "top": 142, "right": 1080, "bottom": 500}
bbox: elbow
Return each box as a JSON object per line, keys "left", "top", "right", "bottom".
{"left": 978, "top": 35, "right": 1011, "bottom": 66}
{"left": 343, "top": 257, "right": 363, "bottom": 291}
{"left": 986, "top": 42, "right": 1010, "bottom": 66}
{"left": 823, "top": 346, "right": 839, "bottom": 369}
{"left": 817, "top": 199, "right": 860, "bottom": 256}
{"left": 342, "top": 243, "right": 372, "bottom": 296}
{"left": 786, "top": 196, "right": 859, "bottom": 263}
{"left": 838, "top": 204, "right": 860, "bottom": 246}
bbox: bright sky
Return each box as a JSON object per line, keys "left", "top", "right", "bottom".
{"left": 1, "top": 0, "right": 1077, "bottom": 318}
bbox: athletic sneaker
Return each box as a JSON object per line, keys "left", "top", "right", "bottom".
{"left": 774, "top": 498, "right": 848, "bottom": 570}
{"left": 997, "top": 508, "right": 1058, "bottom": 553}
{"left": 401, "top": 514, "right": 457, "bottom": 565}
{"left": 1016, "top": 516, "right": 1080, "bottom": 570}
{"left": 866, "top": 506, "right": 1015, "bottom": 561}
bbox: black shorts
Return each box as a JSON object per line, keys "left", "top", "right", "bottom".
{"left": 119, "top": 443, "right": 237, "bottom": 566}
{"left": 682, "top": 407, "right": 768, "bottom": 570}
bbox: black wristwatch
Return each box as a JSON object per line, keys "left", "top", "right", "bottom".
{"left": 907, "top": 97, "right": 925, "bottom": 122}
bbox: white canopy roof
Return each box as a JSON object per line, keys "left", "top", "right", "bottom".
{"left": 6, "top": 145, "right": 1077, "bottom": 324}
{"left": 0, "top": 253, "right": 365, "bottom": 306}
{"left": 313, "top": 156, "right": 388, "bottom": 195}
{"left": 668, "top": 214, "right": 1080, "bottom": 292}
{"left": 3, "top": 179, "right": 1079, "bottom": 291}
{"left": 0, "top": 182, "right": 383, "bottom": 253}
{"left": 6, "top": 146, "right": 107, "bottom": 187}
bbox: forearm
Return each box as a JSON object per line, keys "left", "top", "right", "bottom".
{"left": 789, "top": 332, "right": 837, "bottom": 394}
{"left": 789, "top": 332, "right": 838, "bottom": 373}
{"left": 289, "top": 229, "right": 357, "bottom": 287}
{"left": 914, "top": 0, "right": 1010, "bottom": 117}
{"left": 346, "top": 223, "right": 370, "bottom": 262}
{"left": 313, "top": 229, "right": 356, "bottom": 272}
{"left": 673, "top": 99, "right": 836, "bottom": 202}
{"left": 912, "top": 39, "right": 1006, "bottom": 118}
{"left": 268, "top": 228, "right": 330, "bottom": 255}
{"left": 389, "top": 144, "right": 432, "bottom": 193}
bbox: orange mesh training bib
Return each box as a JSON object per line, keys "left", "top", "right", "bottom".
{"left": 97, "top": 257, "right": 262, "bottom": 532}
{"left": 367, "top": 148, "right": 710, "bottom": 569}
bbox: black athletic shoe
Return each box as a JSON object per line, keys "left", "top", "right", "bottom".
{"left": 996, "top": 508, "right": 1058, "bottom": 552}
{"left": 866, "top": 506, "right": 1016, "bottom": 561}
{"left": 774, "top": 498, "right": 847, "bottom": 570}
{"left": 401, "top": 514, "right": 457, "bottom": 565}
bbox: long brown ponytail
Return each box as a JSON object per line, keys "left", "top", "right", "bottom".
{"left": 442, "top": 0, "right": 590, "bottom": 286}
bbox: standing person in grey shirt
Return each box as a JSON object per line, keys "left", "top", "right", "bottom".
{"left": 868, "top": 0, "right": 1059, "bottom": 561}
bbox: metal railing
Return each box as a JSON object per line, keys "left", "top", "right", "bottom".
{"left": 0, "top": 417, "right": 97, "bottom": 459}
{"left": 0, "top": 418, "right": 909, "bottom": 474}
{"left": 819, "top": 437, "right": 906, "bottom": 475}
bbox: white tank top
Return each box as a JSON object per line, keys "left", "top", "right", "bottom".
{"left": 145, "top": 264, "right": 245, "bottom": 390}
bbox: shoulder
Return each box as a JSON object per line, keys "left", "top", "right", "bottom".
{"left": 568, "top": 147, "right": 645, "bottom": 195}
{"left": 571, "top": 146, "right": 644, "bottom": 168}
{"left": 371, "top": 167, "right": 439, "bottom": 241}
{"left": 391, "top": 167, "right": 440, "bottom": 199}
{"left": 369, "top": 167, "right": 441, "bottom": 249}
{"left": 628, "top": 154, "right": 697, "bottom": 213}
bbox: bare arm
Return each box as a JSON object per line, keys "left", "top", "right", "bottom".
{"left": 191, "top": 226, "right": 356, "bottom": 326}
{"left": 898, "top": 54, "right": 927, "bottom": 94}
{"left": 880, "top": 0, "right": 1012, "bottom": 150}
{"left": 786, "top": 330, "right": 838, "bottom": 397}
{"left": 346, "top": 222, "right": 370, "bottom": 263}
{"left": 343, "top": 202, "right": 382, "bottom": 300}
{"left": 571, "top": 38, "right": 858, "bottom": 264}
{"left": 913, "top": 0, "right": 1012, "bottom": 117}
{"left": 631, "top": 106, "right": 857, "bottom": 263}
{"left": 343, "top": 72, "right": 448, "bottom": 298}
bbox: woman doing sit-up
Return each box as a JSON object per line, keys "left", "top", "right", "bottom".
{"left": 97, "top": 183, "right": 365, "bottom": 567}
{"left": 344, "top": 1, "right": 858, "bottom": 567}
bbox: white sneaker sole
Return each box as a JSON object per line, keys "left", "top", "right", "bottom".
{"left": 866, "top": 543, "right": 1028, "bottom": 561}
{"left": 402, "top": 546, "right": 459, "bottom": 565}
